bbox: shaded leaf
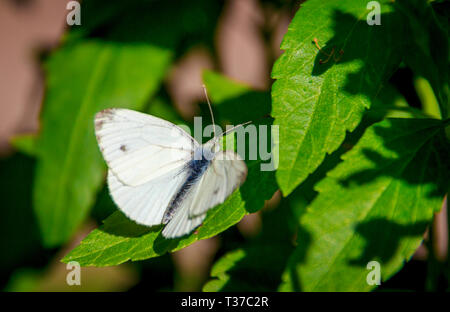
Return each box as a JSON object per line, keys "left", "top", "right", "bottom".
{"left": 366, "top": 84, "right": 432, "bottom": 120}
{"left": 68, "top": 0, "right": 221, "bottom": 51}
{"left": 396, "top": 0, "right": 449, "bottom": 118}
{"left": 0, "top": 154, "right": 44, "bottom": 285}
{"left": 203, "top": 200, "right": 295, "bottom": 292}
{"left": 280, "top": 118, "right": 449, "bottom": 291}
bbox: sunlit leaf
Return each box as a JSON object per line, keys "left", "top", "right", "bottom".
{"left": 272, "top": 0, "right": 407, "bottom": 195}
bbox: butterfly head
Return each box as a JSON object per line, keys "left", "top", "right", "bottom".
{"left": 196, "top": 141, "right": 219, "bottom": 162}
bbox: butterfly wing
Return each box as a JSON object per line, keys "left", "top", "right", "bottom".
{"left": 107, "top": 167, "right": 189, "bottom": 226}
{"left": 95, "top": 108, "right": 197, "bottom": 186}
{"left": 189, "top": 150, "right": 247, "bottom": 217}
{"left": 161, "top": 183, "right": 207, "bottom": 238}
{"left": 96, "top": 108, "right": 248, "bottom": 238}
{"left": 162, "top": 150, "right": 247, "bottom": 238}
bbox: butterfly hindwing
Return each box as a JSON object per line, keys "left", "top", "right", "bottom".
{"left": 161, "top": 181, "right": 206, "bottom": 238}
{"left": 188, "top": 150, "right": 247, "bottom": 218}
{"left": 107, "top": 168, "right": 189, "bottom": 227}
{"left": 162, "top": 150, "right": 247, "bottom": 238}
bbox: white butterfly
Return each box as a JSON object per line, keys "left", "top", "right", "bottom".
{"left": 94, "top": 88, "right": 248, "bottom": 238}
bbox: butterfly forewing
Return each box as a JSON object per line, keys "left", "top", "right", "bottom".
{"left": 95, "top": 108, "right": 198, "bottom": 187}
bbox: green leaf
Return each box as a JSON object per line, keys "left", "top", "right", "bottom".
{"left": 272, "top": 0, "right": 407, "bottom": 195}
{"left": 204, "top": 246, "right": 294, "bottom": 292}
{"left": 280, "top": 118, "right": 449, "bottom": 291}
{"left": 203, "top": 249, "right": 249, "bottom": 292}
{"left": 33, "top": 40, "right": 173, "bottom": 247}
{"left": 10, "top": 134, "right": 37, "bottom": 157}
{"left": 203, "top": 200, "right": 295, "bottom": 292}
{"left": 366, "top": 84, "right": 432, "bottom": 120}
{"left": 67, "top": 0, "right": 221, "bottom": 50}
{"left": 62, "top": 73, "right": 278, "bottom": 266}
{"left": 65, "top": 0, "right": 140, "bottom": 41}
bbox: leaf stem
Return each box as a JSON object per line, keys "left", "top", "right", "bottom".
{"left": 414, "top": 76, "right": 442, "bottom": 119}
{"left": 414, "top": 76, "right": 450, "bottom": 141}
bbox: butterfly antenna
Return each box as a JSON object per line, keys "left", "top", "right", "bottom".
{"left": 202, "top": 84, "right": 216, "bottom": 138}
{"left": 221, "top": 120, "right": 253, "bottom": 137}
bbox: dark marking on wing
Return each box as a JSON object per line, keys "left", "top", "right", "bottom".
{"left": 95, "top": 108, "right": 115, "bottom": 124}
{"left": 120, "top": 145, "right": 127, "bottom": 152}
{"left": 95, "top": 120, "right": 104, "bottom": 131}
{"left": 95, "top": 108, "right": 117, "bottom": 134}
{"left": 101, "top": 108, "right": 115, "bottom": 116}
